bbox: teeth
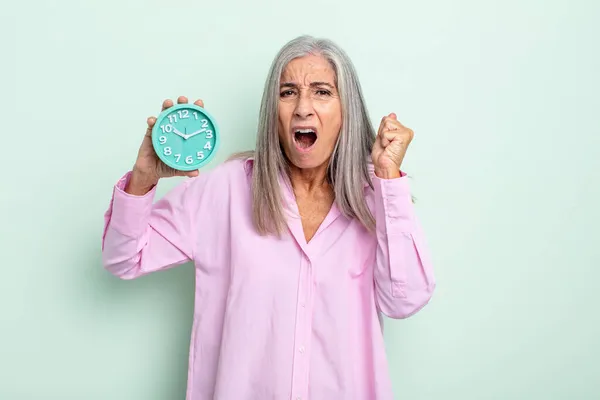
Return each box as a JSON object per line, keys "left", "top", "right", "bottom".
{"left": 295, "top": 129, "right": 315, "bottom": 134}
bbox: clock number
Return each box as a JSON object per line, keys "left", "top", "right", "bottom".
{"left": 193, "top": 112, "right": 199, "bottom": 120}
{"left": 163, "top": 147, "right": 172, "bottom": 156}
{"left": 196, "top": 151, "right": 204, "bottom": 159}
{"left": 205, "top": 130, "right": 213, "bottom": 139}
{"left": 185, "top": 155, "right": 194, "bottom": 164}
{"left": 159, "top": 136, "right": 167, "bottom": 144}
{"left": 160, "top": 124, "right": 173, "bottom": 133}
{"left": 201, "top": 119, "right": 209, "bottom": 128}
{"left": 204, "top": 142, "right": 212, "bottom": 150}
{"left": 168, "top": 114, "right": 178, "bottom": 124}
{"left": 174, "top": 154, "right": 181, "bottom": 163}
{"left": 177, "top": 110, "right": 189, "bottom": 119}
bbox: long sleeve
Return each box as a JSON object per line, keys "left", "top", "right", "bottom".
{"left": 101, "top": 171, "right": 197, "bottom": 280}
{"left": 372, "top": 173, "right": 436, "bottom": 319}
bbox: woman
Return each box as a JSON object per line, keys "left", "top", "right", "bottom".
{"left": 102, "top": 35, "right": 435, "bottom": 400}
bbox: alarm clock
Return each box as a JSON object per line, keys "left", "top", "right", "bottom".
{"left": 151, "top": 103, "right": 219, "bottom": 171}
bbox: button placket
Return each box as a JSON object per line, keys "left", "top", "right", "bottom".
{"left": 301, "top": 256, "right": 315, "bottom": 399}
{"left": 290, "top": 254, "right": 312, "bottom": 400}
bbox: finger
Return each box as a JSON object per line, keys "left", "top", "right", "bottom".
{"left": 383, "top": 118, "right": 402, "bottom": 133}
{"left": 382, "top": 131, "right": 399, "bottom": 143}
{"left": 388, "top": 113, "right": 408, "bottom": 130}
{"left": 194, "top": 99, "right": 204, "bottom": 108}
{"left": 378, "top": 113, "right": 398, "bottom": 136}
{"left": 377, "top": 115, "right": 388, "bottom": 137}
{"left": 177, "top": 96, "right": 188, "bottom": 104}
{"left": 145, "top": 116, "right": 156, "bottom": 137}
{"left": 382, "top": 130, "right": 412, "bottom": 146}
{"left": 162, "top": 99, "right": 173, "bottom": 111}
{"left": 381, "top": 130, "right": 402, "bottom": 147}
{"left": 380, "top": 134, "right": 391, "bottom": 148}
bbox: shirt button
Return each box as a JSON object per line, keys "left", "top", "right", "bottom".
{"left": 299, "top": 346, "right": 305, "bottom": 353}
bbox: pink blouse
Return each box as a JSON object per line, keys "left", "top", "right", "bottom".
{"left": 101, "top": 157, "right": 435, "bottom": 400}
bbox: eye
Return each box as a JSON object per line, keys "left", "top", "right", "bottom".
{"left": 316, "top": 89, "right": 332, "bottom": 96}
{"left": 280, "top": 90, "right": 295, "bottom": 97}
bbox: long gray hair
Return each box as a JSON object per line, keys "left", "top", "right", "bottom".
{"left": 230, "top": 35, "right": 377, "bottom": 236}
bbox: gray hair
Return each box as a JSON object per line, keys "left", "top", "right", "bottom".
{"left": 230, "top": 35, "right": 377, "bottom": 236}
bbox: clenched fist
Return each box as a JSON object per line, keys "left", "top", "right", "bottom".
{"left": 371, "top": 113, "right": 414, "bottom": 179}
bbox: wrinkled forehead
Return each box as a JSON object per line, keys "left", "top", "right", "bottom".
{"left": 280, "top": 54, "right": 337, "bottom": 87}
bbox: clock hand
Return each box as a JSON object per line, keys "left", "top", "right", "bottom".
{"left": 172, "top": 127, "right": 189, "bottom": 139}
{"left": 186, "top": 128, "right": 207, "bottom": 138}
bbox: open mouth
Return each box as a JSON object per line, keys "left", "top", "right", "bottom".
{"left": 293, "top": 128, "right": 318, "bottom": 149}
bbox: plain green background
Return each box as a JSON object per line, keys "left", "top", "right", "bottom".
{"left": 3, "top": 0, "right": 599, "bottom": 399}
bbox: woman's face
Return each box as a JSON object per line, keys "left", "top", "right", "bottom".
{"left": 277, "top": 54, "right": 342, "bottom": 171}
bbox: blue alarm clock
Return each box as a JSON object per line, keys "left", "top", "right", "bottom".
{"left": 152, "top": 103, "right": 219, "bottom": 171}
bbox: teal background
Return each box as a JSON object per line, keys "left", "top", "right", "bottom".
{"left": 3, "top": 0, "right": 599, "bottom": 399}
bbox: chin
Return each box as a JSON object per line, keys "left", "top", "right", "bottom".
{"left": 285, "top": 148, "right": 330, "bottom": 171}
{"left": 290, "top": 158, "right": 323, "bottom": 170}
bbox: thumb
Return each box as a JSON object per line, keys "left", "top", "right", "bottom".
{"left": 388, "top": 112, "right": 397, "bottom": 120}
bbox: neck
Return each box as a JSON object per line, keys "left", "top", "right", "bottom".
{"left": 288, "top": 162, "right": 331, "bottom": 196}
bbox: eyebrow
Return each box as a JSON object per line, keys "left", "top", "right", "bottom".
{"left": 280, "top": 81, "right": 336, "bottom": 89}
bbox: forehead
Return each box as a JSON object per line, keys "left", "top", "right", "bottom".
{"left": 280, "top": 54, "right": 336, "bottom": 84}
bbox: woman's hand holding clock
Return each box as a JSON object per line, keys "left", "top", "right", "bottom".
{"left": 125, "top": 96, "right": 203, "bottom": 196}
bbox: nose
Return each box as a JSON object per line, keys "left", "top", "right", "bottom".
{"left": 294, "top": 92, "right": 314, "bottom": 119}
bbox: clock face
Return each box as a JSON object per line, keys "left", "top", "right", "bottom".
{"left": 151, "top": 104, "right": 219, "bottom": 171}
